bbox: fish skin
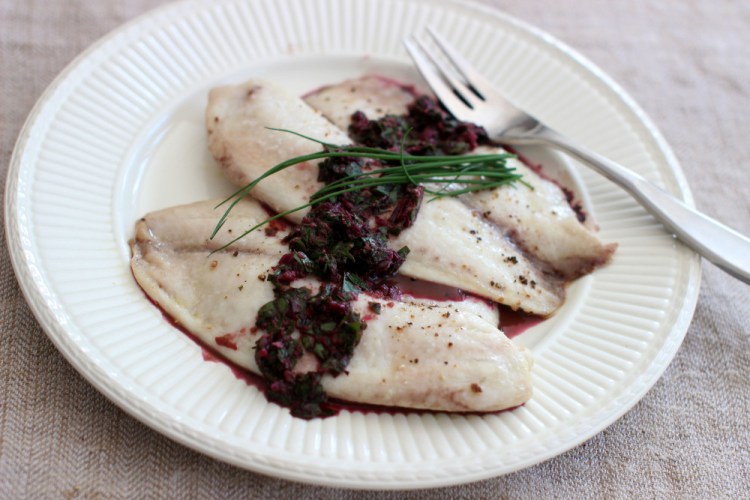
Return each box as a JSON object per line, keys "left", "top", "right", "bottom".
{"left": 130, "top": 198, "right": 533, "bottom": 412}
{"left": 206, "top": 79, "right": 565, "bottom": 315}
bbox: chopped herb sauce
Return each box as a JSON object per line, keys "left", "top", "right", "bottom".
{"left": 254, "top": 94, "right": 489, "bottom": 418}
{"left": 349, "top": 95, "right": 490, "bottom": 155}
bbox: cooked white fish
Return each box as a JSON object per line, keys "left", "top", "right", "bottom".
{"left": 130, "top": 199, "right": 533, "bottom": 412}
{"left": 305, "top": 76, "right": 615, "bottom": 279}
{"left": 304, "top": 75, "right": 417, "bottom": 130}
{"left": 207, "top": 82, "right": 349, "bottom": 223}
{"left": 130, "top": 198, "right": 285, "bottom": 371}
{"left": 206, "top": 80, "right": 564, "bottom": 315}
{"left": 392, "top": 196, "right": 563, "bottom": 314}
{"left": 462, "top": 147, "right": 617, "bottom": 279}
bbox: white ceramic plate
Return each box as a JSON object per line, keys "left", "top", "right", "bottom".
{"left": 6, "top": 0, "right": 700, "bottom": 489}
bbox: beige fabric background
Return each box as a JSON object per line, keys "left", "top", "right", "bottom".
{"left": 1, "top": 0, "right": 749, "bottom": 497}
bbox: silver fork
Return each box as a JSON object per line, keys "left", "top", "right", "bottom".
{"left": 404, "top": 29, "right": 750, "bottom": 285}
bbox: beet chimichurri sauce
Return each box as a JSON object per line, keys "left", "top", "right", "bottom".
{"left": 245, "top": 92, "right": 504, "bottom": 419}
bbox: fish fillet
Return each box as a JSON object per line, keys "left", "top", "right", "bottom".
{"left": 130, "top": 199, "right": 533, "bottom": 412}
{"left": 304, "top": 75, "right": 417, "bottom": 130}
{"left": 207, "top": 82, "right": 350, "bottom": 223}
{"left": 462, "top": 148, "right": 616, "bottom": 279}
{"left": 305, "top": 76, "right": 615, "bottom": 279}
{"left": 206, "top": 80, "right": 564, "bottom": 316}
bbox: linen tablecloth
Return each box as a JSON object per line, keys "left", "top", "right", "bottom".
{"left": 1, "top": 0, "right": 748, "bottom": 496}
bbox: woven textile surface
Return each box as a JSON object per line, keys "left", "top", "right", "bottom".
{"left": 1, "top": 0, "right": 748, "bottom": 497}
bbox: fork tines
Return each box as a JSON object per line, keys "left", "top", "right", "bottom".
{"left": 404, "top": 29, "right": 498, "bottom": 123}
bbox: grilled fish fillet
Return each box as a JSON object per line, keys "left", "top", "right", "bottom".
{"left": 463, "top": 148, "right": 616, "bottom": 279}
{"left": 206, "top": 80, "right": 565, "bottom": 316}
{"left": 130, "top": 199, "right": 533, "bottom": 412}
{"left": 207, "top": 82, "right": 350, "bottom": 224}
{"left": 305, "top": 77, "right": 616, "bottom": 280}
{"left": 304, "top": 75, "right": 418, "bottom": 129}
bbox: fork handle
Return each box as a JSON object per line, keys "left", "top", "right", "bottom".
{"left": 504, "top": 125, "right": 750, "bottom": 284}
